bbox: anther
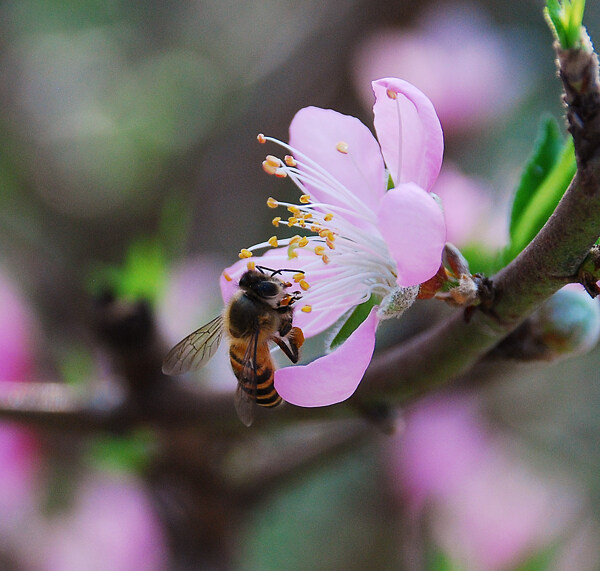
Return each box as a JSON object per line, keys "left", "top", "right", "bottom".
{"left": 272, "top": 216, "right": 281, "bottom": 227}
{"left": 322, "top": 254, "right": 330, "bottom": 264}
{"left": 336, "top": 141, "right": 349, "bottom": 154}
{"left": 386, "top": 88, "right": 398, "bottom": 100}
{"left": 268, "top": 236, "right": 278, "bottom": 248}
{"left": 299, "top": 194, "right": 311, "bottom": 204}
{"left": 314, "top": 245, "right": 326, "bottom": 256}
{"left": 262, "top": 161, "right": 278, "bottom": 175}
{"left": 267, "top": 197, "right": 279, "bottom": 208}
{"left": 257, "top": 133, "right": 266, "bottom": 143}
{"left": 298, "top": 236, "right": 309, "bottom": 247}
{"left": 275, "top": 169, "right": 287, "bottom": 178}
{"left": 288, "top": 216, "right": 298, "bottom": 226}
{"left": 299, "top": 279, "right": 310, "bottom": 291}
{"left": 287, "top": 205, "right": 300, "bottom": 215}
{"left": 301, "top": 305, "right": 312, "bottom": 313}
{"left": 239, "top": 249, "right": 253, "bottom": 259}
{"left": 324, "top": 213, "right": 334, "bottom": 221}
{"left": 326, "top": 238, "right": 335, "bottom": 249}
{"left": 293, "top": 272, "right": 305, "bottom": 282}
{"left": 223, "top": 271, "right": 233, "bottom": 282}
{"left": 246, "top": 261, "right": 256, "bottom": 271}
{"left": 265, "top": 155, "right": 280, "bottom": 167}
{"left": 289, "top": 235, "right": 301, "bottom": 245}
{"left": 284, "top": 155, "right": 297, "bottom": 167}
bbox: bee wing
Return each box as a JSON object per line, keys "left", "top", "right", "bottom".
{"left": 162, "top": 315, "right": 224, "bottom": 375}
{"left": 234, "top": 326, "right": 260, "bottom": 427}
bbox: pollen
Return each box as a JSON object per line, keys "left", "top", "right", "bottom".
{"left": 289, "top": 235, "right": 301, "bottom": 245}
{"left": 268, "top": 236, "right": 278, "bottom": 248}
{"left": 272, "top": 216, "right": 281, "bottom": 227}
{"left": 293, "top": 272, "right": 305, "bottom": 282}
{"left": 288, "top": 216, "right": 298, "bottom": 226}
{"left": 303, "top": 212, "right": 313, "bottom": 219}
{"left": 299, "top": 279, "right": 310, "bottom": 290}
{"left": 326, "top": 238, "right": 335, "bottom": 249}
{"left": 336, "top": 141, "right": 349, "bottom": 154}
{"left": 301, "top": 305, "right": 312, "bottom": 313}
{"left": 386, "top": 88, "right": 398, "bottom": 100}
{"left": 284, "top": 155, "right": 297, "bottom": 167}
{"left": 257, "top": 133, "right": 266, "bottom": 144}
{"left": 287, "top": 205, "right": 300, "bottom": 215}
{"left": 267, "top": 197, "right": 279, "bottom": 208}
{"left": 262, "top": 160, "right": 278, "bottom": 175}
{"left": 298, "top": 236, "right": 309, "bottom": 247}
{"left": 299, "top": 194, "right": 311, "bottom": 204}
{"left": 322, "top": 254, "right": 330, "bottom": 264}
{"left": 314, "top": 245, "right": 326, "bottom": 256}
{"left": 239, "top": 249, "right": 253, "bottom": 259}
{"left": 246, "top": 261, "right": 256, "bottom": 270}
{"left": 223, "top": 271, "right": 233, "bottom": 282}
{"left": 324, "top": 213, "right": 334, "bottom": 221}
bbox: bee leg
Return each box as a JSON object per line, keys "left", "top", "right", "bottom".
{"left": 272, "top": 326, "right": 305, "bottom": 363}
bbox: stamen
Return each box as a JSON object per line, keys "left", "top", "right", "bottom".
{"left": 275, "top": 168, "right": 287, "bottom": 178}
{"left": 272, "top": 216, "right": 281, "bottom": 227}
{"left": 246, "top": 261, "right": 256, "bottom": 271}
{"left": 299, "top": 279, "right": 310, "bottom": 290}
{"left": 288, "top": 216, "right": 298, "bottom": 226}
{"left": 326, "top": 238, "right": 335, "bottom": 249}
{"left": 267, "top": 197, "right": 279, "bottom": 208}
{"left": 239, "top": 249, "right": 253, "bottom": 259}
{"left": 336, "top": 141, "right": 349, "bottom": 154}
{"left": 324, "top": 213, "right": 334, "bottom": 221}
{"left": 386, "top": 88, "right": 398, "bottom": 100}
{"left": 322, "top": 254, "right": 330, "bottom": 264}
{"left": 257, "top": 133, "right": 267, "bottom": 143}
{"left": 293, "top": 272, "right": 305, "bottom": 282}
{"left": 287, "top": 205, "right": 300, "bottom": 215}
{"left": 299, "top": 194, "right": 311, "bottom": 204}
{"left": 265, "top": 155, "right": 281, "bottom": 167}
{"left": 298, "top": 236, "right": 309, "bottom": 247}
{"left": 268, "top": 236, "right": 278, "bottom": 248}
{"left": 284, "top": 155, "right": 297, "bottom": 167}
{"left": 223, "top": 271, "right": 233, "bottom": 282}
{"left": 301, "top": 305, "right": 312, "bottom": 313}
{"left": 314, "top": 245, "right": 326, "bottom": 256}
{"left": 289, "top": 235, "right": 301, "bottom": 245}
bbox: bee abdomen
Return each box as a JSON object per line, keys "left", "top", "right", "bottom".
{"left": 229, "top": 350, "right": 282, "bottom": 408}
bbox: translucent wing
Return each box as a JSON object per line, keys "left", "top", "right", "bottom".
{"left": 162, "top": 315, "right": 224, "bottom": 375}
{"left": 234, "top": 326, "right": 260, "bottom": 427}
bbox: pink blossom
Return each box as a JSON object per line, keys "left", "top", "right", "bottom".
{"left": 221, "top": 78, "right": 446, "bottom": 407}
{"left": 390, "top": 395, "right": 584, "bottom": 570}
{"left": 352, "top": 2, "right": 521, "bottom": 134}
{"left": 44, "top": 474, "right": 167, "bottom": 571}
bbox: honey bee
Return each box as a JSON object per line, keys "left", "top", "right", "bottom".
{"left": 162, "top": 267, "right": 305, "bottom": 426}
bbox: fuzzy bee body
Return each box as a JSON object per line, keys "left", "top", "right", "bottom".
{"left": 162, "top": 268, "right": 304, "bottom": 426}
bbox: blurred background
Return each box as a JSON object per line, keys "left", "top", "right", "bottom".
{"left": 2, "top": 0, "right": 600, "bottom": 569}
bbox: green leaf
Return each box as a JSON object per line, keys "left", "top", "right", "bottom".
{"left": 87, "top": 430, "right": 156, "bottom": 474}
{"left": 329, "top": 295, "right": 378, "bottom": 351}
{"left": 509, "top": 117, "right": 563, "bottom": 240}
{"left": 505, "top": 126, "right": 576, "bottom": 264}
{"left": 544, "top": 0, "right": 586, "bottom": 49}
{"left": 426, "top": 548, "right": 466, "bottom": 571}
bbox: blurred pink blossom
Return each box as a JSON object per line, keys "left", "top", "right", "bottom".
{"left": 389, "top": 394, "right": 587, "bottom": 570}
{"left": 353, "top": 2, "right": 522, "bottom": 134}
{"left": 0, "top": 270, "right": 42, "bottom": 530}
{"left": 43, "top": 473, "right": 167, "bottom": 571}
{"left": 432, "top": 164, "right": 508, "bottom": 248}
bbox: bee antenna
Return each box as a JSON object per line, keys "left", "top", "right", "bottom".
{"left": 255, "top": 265, "right": 305, "bottom": 277}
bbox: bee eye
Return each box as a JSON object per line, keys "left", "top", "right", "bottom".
{"left": 255, "top": 281, "right": 279, "bottom": 298}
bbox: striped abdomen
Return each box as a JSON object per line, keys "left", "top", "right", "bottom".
{"left": 229, "top": 341, "right": 282, "bottom": 408}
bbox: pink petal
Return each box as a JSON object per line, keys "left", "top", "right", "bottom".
{"left": 372, "top": 77, "right": 443, "bottom": 191}
{"left": 220, "top": 247, "right": 351, "bottom": 338}
{"left": 289, "top": 106, "right": 386, "bottom": 214}
{"left": 377, "top": 183, "right": 446, "bottom": 287}
{"left": 274, "top": 308, "right": 378, "bottom": 407}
